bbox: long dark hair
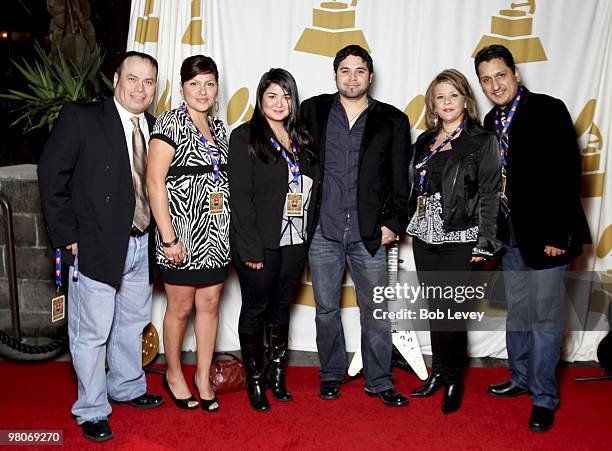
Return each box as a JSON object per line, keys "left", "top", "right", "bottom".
{"left": 248, "top": 68, "right": 313, "bottom": 162}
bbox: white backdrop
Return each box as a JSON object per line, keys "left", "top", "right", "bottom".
{"left": 127, "top": 0, "right": 612, "bottom": 361}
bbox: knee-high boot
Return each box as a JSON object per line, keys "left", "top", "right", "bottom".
{"left": 266, "top": 323, "right": 292, "bottom": 401}
{"left": 239, "top": 331, "right": 271, "bottom": 412}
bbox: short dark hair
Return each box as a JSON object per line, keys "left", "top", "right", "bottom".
{"left": 474, "top": 45, "right": 516, "bottom": 78}
{"left": 180, "top": 55, "right": 219, "bottom": 85}
{"left": 249, "top": 68, "right": 313, "bottom": 162}
{"left": 115, "top": 51, "right": 158, "bottom": 76}
{"left": 333, "top": 44, "right": 373, "bottom": 73}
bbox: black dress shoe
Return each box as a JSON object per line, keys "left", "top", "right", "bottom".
{"left": 319, "top": 381, "right": 341, "bottom": 400}
{"left": 529, "top": 406, "right": 555, "bottom": 432}
{"left": 366, "top": 388, "right": 409, "bottom": 407}
{"left": 410, "top": 373, "right": 444, "bottom": 397}
{"left": 81, "top": 420, "right": 113, "bottom": 443}
{"left": 441, "top": 384, "right": 463, "bottom": 414}
{"left": 488, "top": 380, "right": 528, "bottom": 398}
{"left": 110, "top": 392, "right": 164, "bottom": 409}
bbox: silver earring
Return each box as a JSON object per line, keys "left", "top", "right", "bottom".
{"left": 433, "top": 113, "right": 438, "bottom": 127}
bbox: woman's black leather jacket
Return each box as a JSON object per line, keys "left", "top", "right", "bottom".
{"left": 407, "top": 118, "right": 504, "bottom": 256}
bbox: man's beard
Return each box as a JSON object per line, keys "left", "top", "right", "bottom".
{"left": 338, "top": 85, "right": 368, "bottom": 99}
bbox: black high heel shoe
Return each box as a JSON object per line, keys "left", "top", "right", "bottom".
{"left": 410, "top": 373, "right": 444, "bottom": 397}
{"left": 193, "top": 373, "right": 219, "bottom": 413}
{"left": 162, "top": 375, "right": 199, "bottom": 410}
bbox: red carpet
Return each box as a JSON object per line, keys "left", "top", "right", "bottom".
{"left": 0, "top": 361, "right": 610, "bottom": 450}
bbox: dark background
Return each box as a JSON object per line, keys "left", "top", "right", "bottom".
{"left": 0, "top": 0, "right": 131, "bottom": 166}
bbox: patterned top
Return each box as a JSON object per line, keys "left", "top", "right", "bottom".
{"left": 150, "top": 108, "right": 230, "bottom": 271}
{"left": 407, "top": 192, "right": 479, "bottom": 244}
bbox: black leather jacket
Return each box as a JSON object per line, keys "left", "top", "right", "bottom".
{"left": 408, "top": 119, "right": 503, "bottom": 256}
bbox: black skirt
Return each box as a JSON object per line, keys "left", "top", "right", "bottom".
{"left": 161, "top": 265, "right": 228, "bottom": 286}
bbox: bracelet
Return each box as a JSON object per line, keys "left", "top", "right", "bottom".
{"left": 162, "top": 237, "right": 179, "bottom": 248}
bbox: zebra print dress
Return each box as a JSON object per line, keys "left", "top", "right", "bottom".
{"left": 150, "top": 107, "right": 230, "bottom": 284}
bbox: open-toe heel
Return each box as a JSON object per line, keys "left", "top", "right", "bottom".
{"left": 163, "top": 375, "right": 199, "bottom": 410}
{"left": 193, "top": 374, "right": 219, "bottom": 413}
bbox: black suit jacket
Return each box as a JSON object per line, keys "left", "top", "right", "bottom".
{"left": 38, "top": 98, "right": 156, "bottom": 285}
{"left": 483, "top": 89, "right": 591, "bottom": 269}
{"left": 228, "top": 122, "right": 319, "bottom": 262}
{"left": 301, "top": 93, "right": 412, "bottom": 256}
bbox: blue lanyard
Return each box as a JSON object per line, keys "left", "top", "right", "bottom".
{"left": 270, "top": 136, "right": 301, "bottom": 183}
{"left": 55, "top": 248, "right": 78, "bottom": 287}
{"left": 181, "top": 104, "right": 221, "bottom": 180}
{"left": 415, "top": 123, "right": 464, "bottom": 191}
{"left": 495, "top": 87, "right": 523, "bottom": 167}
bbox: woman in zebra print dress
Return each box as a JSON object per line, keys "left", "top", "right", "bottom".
{"left": 147, "top": 55, "right": 229, "bottom": 412}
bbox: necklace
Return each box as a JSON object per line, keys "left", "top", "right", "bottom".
{"left": 347, "top": 101, "right": 369, "bottom": 126}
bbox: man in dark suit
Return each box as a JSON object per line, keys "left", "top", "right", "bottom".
{"left": 38, "top": 51, "right": 163, "bottom": 442}
{"left": 301, "top": 45, "right": 412, "bottom": 406}
{"left": 474, "top": 45, "right": 591, "bottom": 432}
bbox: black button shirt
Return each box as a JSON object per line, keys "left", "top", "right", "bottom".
{"left": 319, "top": 96, "right": 374, "bottom": 242}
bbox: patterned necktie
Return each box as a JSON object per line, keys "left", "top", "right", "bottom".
{"left": 130, "top": 116, "right": 150, "bottom": 232}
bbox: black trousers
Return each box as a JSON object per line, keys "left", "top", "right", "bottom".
{"left": 412, "top": 238, "right": 474, "bottom": 384}
{"left": 232, "top": 244, "right": 307, "bottom": 334}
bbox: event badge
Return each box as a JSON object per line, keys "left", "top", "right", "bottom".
{"left": 417, "top": 195, "right": 426, "bottom": 220}
{"left": 286, "top": 192, "right": 303, "bottom": 217}
{"left": 209, "top": 192, "right": 224, "bottom": 214}
{"left": 51, "top": 295, "right": 65, "bottom": 322}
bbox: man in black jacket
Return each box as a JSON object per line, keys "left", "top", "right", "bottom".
{"left": 301, "top": 45, "right": 412, "bottom": 406}
{"left": 38, "top": 52, "right": 163, "bottom": 442}
{"left": 475, "top": 45, "right": 591, "bottom": 432}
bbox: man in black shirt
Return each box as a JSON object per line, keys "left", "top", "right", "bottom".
{"left": 301, "top": 45, "right": 412, "bottom": 406}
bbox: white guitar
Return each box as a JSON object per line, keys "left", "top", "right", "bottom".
{"left": 348, "top": 240, "right": 428, "bottom": 380}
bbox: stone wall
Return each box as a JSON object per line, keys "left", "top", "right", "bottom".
{"left": 0, "top": 164, "right": 62, "bottom": 335}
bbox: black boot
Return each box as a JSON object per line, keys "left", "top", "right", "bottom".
{"left": 265, "top": 324, "right": 292, "bottom": 401}
{"left": 441, "top": 383, "right": 463, "bottom": 414}
{"left": 410, "top": 372, "right": 444, "bottom": 397}
{"left": 239, "top": 331, "right": 271, "bottom": 412}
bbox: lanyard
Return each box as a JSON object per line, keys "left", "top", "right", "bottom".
{"left": 494, "top": 86, "right": 524, "bottom": 167}
{"left": 270, "top": 136, "right": 301, "bottom": 183}
{"left": 55, "top": 248, "right": 78, "bottom": 289}
{"left": 181, "top": 104, "right": 221, "bottom": 180}
{"left": 415, "top": 123, "right": 464, "bottom": 191}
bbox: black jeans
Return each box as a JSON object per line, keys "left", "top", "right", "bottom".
{"left": 233, "top": 244, "right": 307, "bottom": 334}
{"left": 412, "top": 238, "right": 474, "bottom": 384}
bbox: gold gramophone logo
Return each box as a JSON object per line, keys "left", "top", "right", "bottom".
{"left": 472, "top": 0, "right": 547, "bottom": 64}
{"left": 155, "top": 80, "right": 172, "bottom": 116}
{"left": 294, "top": 0, "right": 370, "bottom": 58}
{"left": 182, "top": 0, "right": 205, "bottom": 45}
{"left": 404, "top": 94, "right": 427, "bottom": 131}
{"left": 226, "top": 87, "right": 254, "bottom": 126}
{"left": 575, "top": 99, "right": 605, "bottom": 198}
{"left": 135, "top": 0, "right": 159, "bottom": 44}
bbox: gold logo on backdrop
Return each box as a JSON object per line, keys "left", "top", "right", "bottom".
{"left": 472, "top": 0, "right": 547, "bottom": 63}
{"left": 226, "top": 87, "right": 254, "bottom": 126}
{"left": 404, "top": 94, "right": 427, "bottom": 131}
{"left": 182, "top": 0, "right": 205, "bottom": 45}
{"left": 155, "top": 80, "right": 172, "bottom": 116}
{"left": 575, "top": 99, "right": 605, "bottom": 198}
{"left": 294, "top": 1, "right": 370, "bottom": 57}
{"left": 135, "top": 0, "right": 159, "bottom": 44}
{"left": 596, "top": 225, "right": 612, "bottom": 259}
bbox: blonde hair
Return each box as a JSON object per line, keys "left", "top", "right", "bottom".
{"left": 424, "top": 69, "right": 480, "bottom": 130}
